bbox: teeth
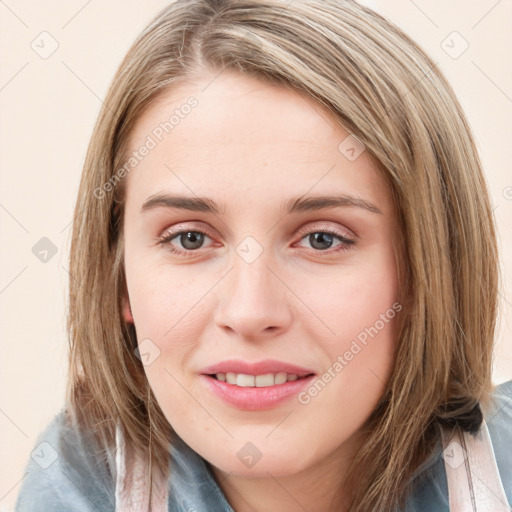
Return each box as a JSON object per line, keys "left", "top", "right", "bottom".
{"left": 255, "top": 373, "right": 274, "bottom": 387}
{"left": 275, "top": 372, "right": 287, "bottom": 384}
{"left": 236, "top": 374, "right": 255, "bottom": 387}
{"left": 215, "top": 372, "right": 302, "bottom": 387}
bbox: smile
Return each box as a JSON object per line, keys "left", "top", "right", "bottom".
{"left": 201, "top": 373, "right": 315, "bottom": 410}
{"left": 213, "top": 372, "right": 302, "bottom": 387}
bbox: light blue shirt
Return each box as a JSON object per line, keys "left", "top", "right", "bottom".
{"left": 15, "top": 380, "right": 512, "bottom": 511}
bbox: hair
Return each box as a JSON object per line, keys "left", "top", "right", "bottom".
{"left": 65, "top": 0, "right": 500, "bottom": 510}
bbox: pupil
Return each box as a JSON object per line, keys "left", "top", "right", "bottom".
{"left": 310, "top": 232, "right": 333, "bottom": 250}
{"left": 181, "top": 232, "right": 204, "bottom": 250}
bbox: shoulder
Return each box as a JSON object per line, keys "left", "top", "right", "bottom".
{"left": 486, "top": 379, "right": 512, "bottom": 506}
{"left": 397, "top": 380, "right": 512, "bottom": 512}
{"left": 15, "top": 408, "right": 116, "bottom": 512}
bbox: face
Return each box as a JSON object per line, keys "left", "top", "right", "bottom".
{"left": 121, "top": 69, "right": 401, "bottom": 478}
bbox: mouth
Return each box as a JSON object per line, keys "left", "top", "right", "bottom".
{"left": 199, "top": 359, "right": 316, "bottom": 410}
{"left": 208, "top": 372, "right": 313, "bottom": 387}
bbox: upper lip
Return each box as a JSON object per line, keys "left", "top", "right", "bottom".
{"left": 200, "top": 359, "right": 315, "bottom": 377}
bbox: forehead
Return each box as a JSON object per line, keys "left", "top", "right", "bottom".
{"left": 121, "top": 70, "right": 390, "bottom": 214}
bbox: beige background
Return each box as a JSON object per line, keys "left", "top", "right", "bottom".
{"left": 0, "top": 0, "right": 511, "bottom": 509}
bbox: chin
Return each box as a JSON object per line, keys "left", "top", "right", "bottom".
{"left": 199, "top": 435, "right": 320, "bottom": 478}
{"left": 211, "top": 451, "right": 311, "bottom": 478}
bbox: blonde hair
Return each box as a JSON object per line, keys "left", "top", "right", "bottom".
{"left": 66, "top": 0, "right": 500, "bottom": 510}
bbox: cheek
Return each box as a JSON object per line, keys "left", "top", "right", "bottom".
{"left": 301, "top": 253, "right": 399, "bottom": 348}
{"left": 125, "top": 264, "right": 218, "bottom": 422}
{"left": 126, "top": 258, "right": 209, "bottom": 340}
{"left": 296, "top": 253, "right": 399, "bottom": 411}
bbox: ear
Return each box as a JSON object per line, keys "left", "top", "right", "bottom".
{"left": 122, "top": 295, "right": 134, "bottom": 324}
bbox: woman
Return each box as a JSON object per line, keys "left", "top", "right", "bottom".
{"left": 15, "top": 0, "right": 512, "bottom": 511}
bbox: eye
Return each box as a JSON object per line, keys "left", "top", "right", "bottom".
{"left": 157, "top": 229, "right": 214, "bottom": 256}
{"left": 157, "top": 226, "right": 356, "bottom": 257}
{"left": 295, "top": 228, "right": 355, "bottom": 253}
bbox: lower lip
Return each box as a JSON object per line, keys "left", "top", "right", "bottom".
{"left": 200, "top": 374, "right": 315, "bottom": 410}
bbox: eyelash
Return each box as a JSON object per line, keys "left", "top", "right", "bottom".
{"left": 156, "top": 226, "right": 355, "bottom": 257}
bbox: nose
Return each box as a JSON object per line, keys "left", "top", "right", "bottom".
{"left": 214, "top": 253, "right": 293, "bottom": 341}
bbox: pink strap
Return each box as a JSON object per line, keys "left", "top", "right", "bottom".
{"left": 441, "top": 419, "right": 509, "bottom": 511}
{"left": 115, "top": 423, "right": 169, "bottom": 511}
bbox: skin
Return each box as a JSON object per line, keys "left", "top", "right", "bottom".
{"left": 121, "top": 69, "right": 401, "bottom": 512}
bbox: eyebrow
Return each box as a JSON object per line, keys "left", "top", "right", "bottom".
{"left": 140, "top": 193, "right": 382, "bottom": 215}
